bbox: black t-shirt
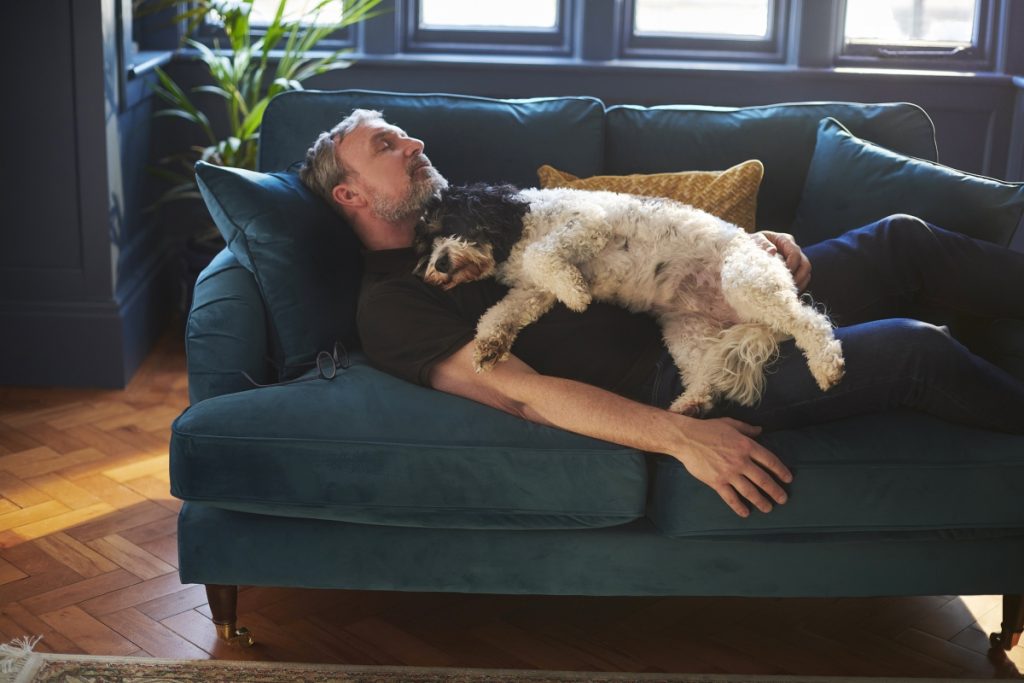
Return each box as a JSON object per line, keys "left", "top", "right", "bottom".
{"left": 356, "top": 247, "right": 666, "bottom": 402}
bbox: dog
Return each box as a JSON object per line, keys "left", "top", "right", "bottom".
{"left": 412, "top": 183, "right": 845, "bottom": 415}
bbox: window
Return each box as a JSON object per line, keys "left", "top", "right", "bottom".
{"left": 419, "top": 0, "right": 558, "bottom": 29}
{"left": 405, "top": 0, "right": 571, "bottom": 55}
{"left": 840, "top": 0, "right": 992, "bottom": 68}
{"left": 200, "top": 0, "right": 358, "bottom": 49}
{"left": 633, "top": 0, "right": 772, "bottom": 39}
{"left": 248, "top": 0, "right": 345, "bottom": 25}
{"left": 622, "top": 0, "right": 789, "bottom": 62}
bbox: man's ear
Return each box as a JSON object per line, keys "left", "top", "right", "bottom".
{"left": 331, "top": 182, "right": 366, "bottom": 209}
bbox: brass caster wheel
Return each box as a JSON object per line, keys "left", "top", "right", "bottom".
{"left": 216, "top": 623, "right": 255, "bottom": 647}
{"left": 990, "top": 629, "right": 1021, "bottom": 651}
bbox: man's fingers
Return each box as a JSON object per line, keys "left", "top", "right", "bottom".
{"left": 796, "top": 260, "right": 812, "bottom": 290}
{"left": 732, "top": 477, "right": 774, "bottom": 513}
{"left": 751, "top": 444, "right": 794, "bottom": 484}
{"left": 716, "top": 485, "right": 751, "bottom": 518}
{"left": 746, "top": 466, "right": 789, "bottom": 505}
{"left": 785, "top": 250, "right": 801, "bottom": 271}
{"left": 752, "top": 233, "right": 777, "bottom": 256}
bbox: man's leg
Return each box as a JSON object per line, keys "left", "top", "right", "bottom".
{"left": 652, "top": 317, "right": 1024, "bottom": 433}
{"left": 803, "top": 214, "right": 1024, "bottom": 326}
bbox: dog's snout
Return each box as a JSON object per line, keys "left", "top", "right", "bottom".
{"left": 434, "top": 252, "right": 451, "bottom": 274}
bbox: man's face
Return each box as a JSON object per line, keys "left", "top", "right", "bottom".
{"left": 335, "top": 120, "right": 448, "bottom": 222}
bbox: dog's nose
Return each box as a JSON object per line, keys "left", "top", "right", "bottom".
{"left": 434, "top": 252, "right": 451, "bottom": 274}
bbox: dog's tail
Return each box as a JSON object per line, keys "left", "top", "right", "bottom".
{"left": 703, "top": 323, "right": 781, "bottom": 407}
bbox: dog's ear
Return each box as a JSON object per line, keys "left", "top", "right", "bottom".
{"left": 443, "top": 214, "right": 473, "bottom": 234}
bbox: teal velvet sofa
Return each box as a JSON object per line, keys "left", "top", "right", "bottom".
{"left": 169, "top": 90, "right": 1024, "bottom": 650}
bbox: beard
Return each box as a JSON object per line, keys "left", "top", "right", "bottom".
{"left": 369, "top": 159, "right": 448, "bottom": 223}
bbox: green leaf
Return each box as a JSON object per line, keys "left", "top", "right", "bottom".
{"left": 238, "top": 98, "right": 269, "bottom": 139}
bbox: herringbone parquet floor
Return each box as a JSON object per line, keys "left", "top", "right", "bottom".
{"left": 0, "top": 326, "right": 1022, "bottom": 678}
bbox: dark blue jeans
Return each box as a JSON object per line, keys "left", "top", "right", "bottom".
{"left": 649, "top": 214, "right": 1024, "bottom": 434}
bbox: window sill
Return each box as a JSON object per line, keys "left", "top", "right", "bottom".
{"left": 127, "top": 50, "right": 174, "bottom": 80}
{"left": 347, "top": 51, "right": 1015, "bottom": 81}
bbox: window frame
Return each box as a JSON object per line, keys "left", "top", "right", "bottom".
{"left": 403, "top": 0, "right": 573, "bottom": 56}
{"left": 619, "top": 0, "right": 791, "bottom": 64}
{"left": 835, "top": 0, "right": 997, "bottom": 72}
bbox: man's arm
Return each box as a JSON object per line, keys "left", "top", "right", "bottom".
{"left": 429, "top": 341, "right": 792, "bottom": 518}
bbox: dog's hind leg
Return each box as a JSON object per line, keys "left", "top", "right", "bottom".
{"left": 474, "top": 286, "right": 557, "bottom": 372}
{"left": 720, "top": 242, "right": 845, "bottom": 392}
{"left": 659, "top": 314, "right": 722, "bottom": 416}
{"left": 522, "top": 206, "right": 612, "bottom": 312}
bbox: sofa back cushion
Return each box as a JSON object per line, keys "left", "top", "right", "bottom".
{"left": 604, "top": 102, "right": 937, "bottom": 233}
{"left": 793, "top": 117, "right": 1024, "bottom": 246}
{"left": 195, "top": 163, "right": 363, "bottom": 379}
{"left": 259, "top": 89, "right": 606, "bottom": 185}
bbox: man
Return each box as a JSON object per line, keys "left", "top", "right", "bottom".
{"left": 300, "top": 109, "right": 1024, "bottom": 518}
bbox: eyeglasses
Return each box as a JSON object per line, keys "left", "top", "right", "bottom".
{"left": 241, "top": 342, "right": 351, "bottom": 388}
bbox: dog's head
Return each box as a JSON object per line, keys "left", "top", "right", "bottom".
{"left": 412, "top": 183, "right": 528, "bottom": 290}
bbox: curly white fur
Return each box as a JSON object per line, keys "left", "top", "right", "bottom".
{"left": 465, "top": 187, "right": 845, "bottom": 415}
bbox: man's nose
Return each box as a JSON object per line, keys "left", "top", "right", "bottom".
{"left": 405, "top": 137, "right": 425, "bottom": 156}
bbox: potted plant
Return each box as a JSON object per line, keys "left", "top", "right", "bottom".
{"left": 137, "top": 0, "right": 384, "bottom": 311}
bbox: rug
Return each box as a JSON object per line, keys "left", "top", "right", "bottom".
{"left": 0, "top": 638, "right": 985, "bottom": 683}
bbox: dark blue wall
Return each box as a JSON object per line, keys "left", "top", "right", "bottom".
{"left": 2, "top": 0, "right": 1022, "bottom": 387}
{"left": 0, "top": 0, "right": 172, "bottom": 388}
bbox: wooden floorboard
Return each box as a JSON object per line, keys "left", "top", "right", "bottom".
{"left": 0, "top": 325, "right": 1021, "bottom": 677}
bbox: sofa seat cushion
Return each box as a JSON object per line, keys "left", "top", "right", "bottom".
{"left": 649, "top": 412, "right": 1024, "bottom": 537}
{"left": 170, "top": 356, "right": 647, "bottom": 530}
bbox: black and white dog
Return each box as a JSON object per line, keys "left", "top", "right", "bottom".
{"left": 413, "top": 183, "right": 844, "bottom": 415}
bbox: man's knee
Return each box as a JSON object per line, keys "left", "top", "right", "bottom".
{"left": 876, "top": 318, "right": 958, "bottom": 368}
{"left": 843, "top": 318, "right": 954, "bottom": 370}
{"left": 861, "top": 213, "right": 931, "bottom": 241}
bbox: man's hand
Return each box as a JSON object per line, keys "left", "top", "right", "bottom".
{"left": 752, "top": 230, "right": 812, "bottom": 292}
{"left": 671, "top": 417, "right": 792, "bottom": 517}
{"left": 431, "top": 341, "right": 793, "bottom": 519}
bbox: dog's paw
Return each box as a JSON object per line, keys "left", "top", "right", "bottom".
{"left": 808, "top": 340, "right": 845, "bottom": 391}
{"left": 473, "top": 336, "right": 511, "bottom": 372}
{"left": 557, "top": 287, "right": 592, "bottom": 313}
{"left": 668, "top": 394, "right": 713, "bottom": 417}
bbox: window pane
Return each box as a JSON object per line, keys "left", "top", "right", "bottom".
{"left": 419, "top": 0, "right": 558, "bottom": 29}
{"left": 249, "top": 0, "right": 343, "bottom": 26}
{"left": 634, "top": 0, "right": 771, "bottom": 38}
{"left": 844, "top": 0, "right": 977, "bottom": 46}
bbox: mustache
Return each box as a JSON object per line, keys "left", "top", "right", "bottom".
{"left": 409, "top": 155, "right": 432, "bottom": 175}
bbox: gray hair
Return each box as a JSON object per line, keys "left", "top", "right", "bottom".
{"left": 299, "top": 108, "right": 384, "bottom": 208}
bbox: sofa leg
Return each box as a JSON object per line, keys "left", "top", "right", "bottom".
{"left": 990, "top": 594, "right": 1024, "bottom": 651}
{"left": 205, "top": 584, "right": 255, "bottom": 647}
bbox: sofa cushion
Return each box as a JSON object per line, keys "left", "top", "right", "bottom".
{"left": 170, "top": 356, "right": 648, "bottom": 530}
{"left": 648, "top": 412, "right": 1024, "bottom": 537}
{"left": 792, "top": 117, "right": 1024, "bottom": 247}
{"left": 195, "top": 163, "right": 363, "bottom": 379}
{"left": 604, "top": 102, "right": 937, "bottom": 232}
{"left": 259, "top": 89, "right": 606, "bottom": 186}
{"left": 537, "top": 160, "right": 764, "bottom": 231}
{"left": 186, "top": 248, "right": 272, "bottom": 403}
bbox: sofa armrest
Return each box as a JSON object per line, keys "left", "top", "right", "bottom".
{"left": 186, "top": 248, "right": 273, "bottom": 404}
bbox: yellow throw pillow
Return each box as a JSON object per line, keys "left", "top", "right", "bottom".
{"left": 537, "top": 160, "right": 764, "bottom": 232}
